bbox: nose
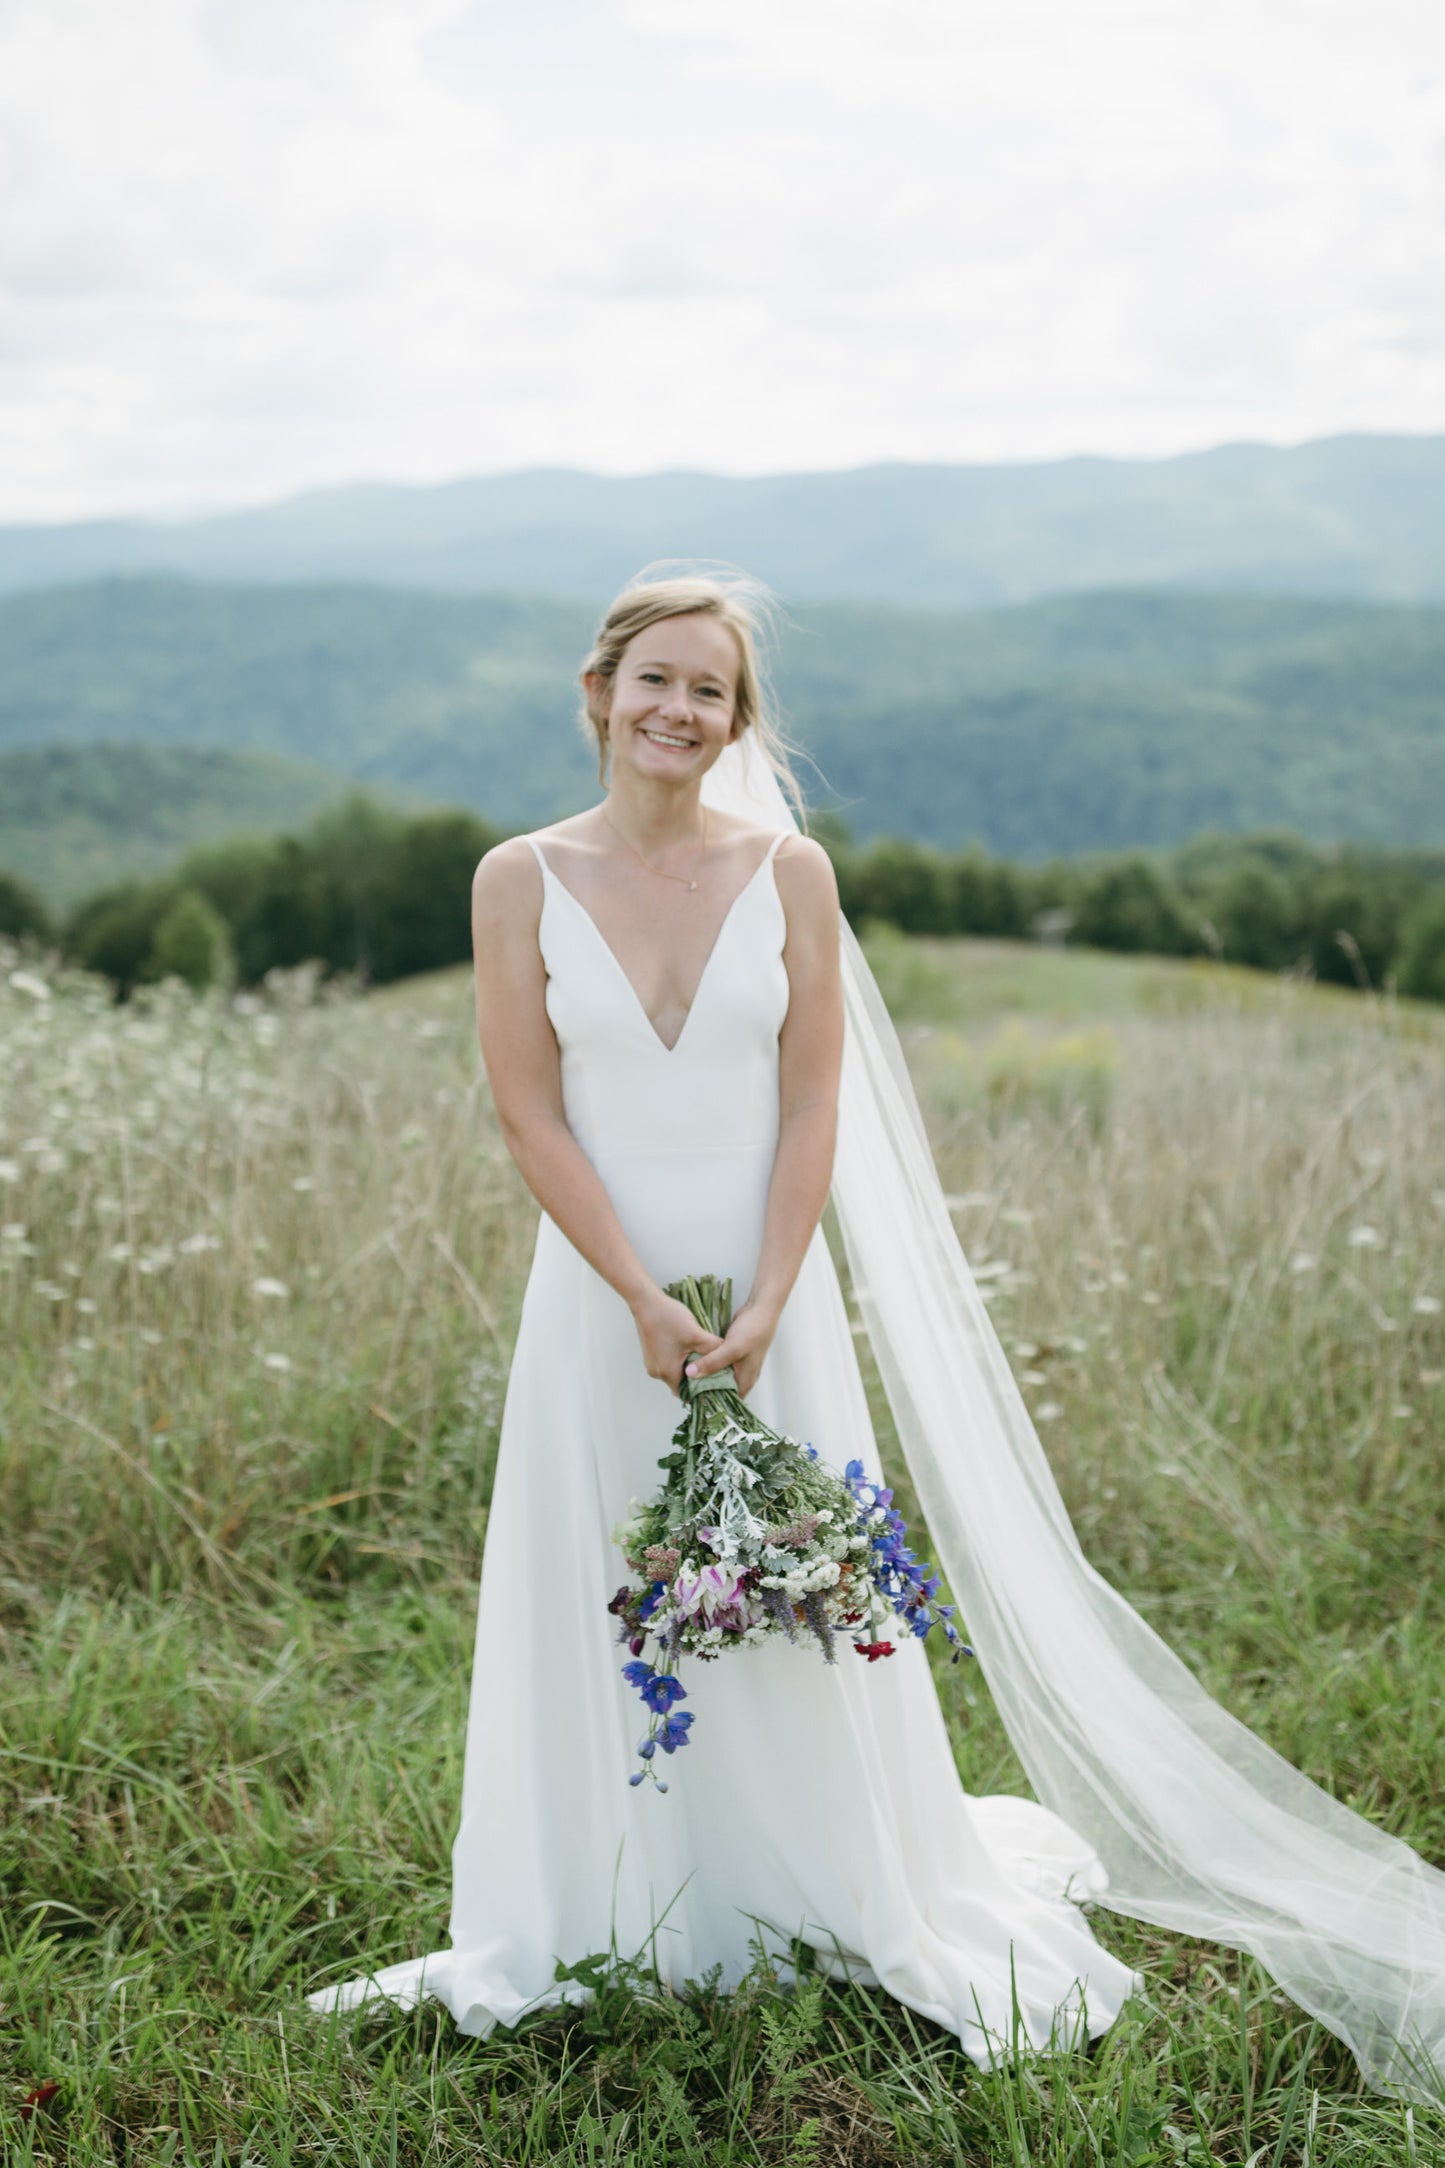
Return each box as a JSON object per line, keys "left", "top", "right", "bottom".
{"left": 658, "top": 684, "right": 694, "bottom": 723}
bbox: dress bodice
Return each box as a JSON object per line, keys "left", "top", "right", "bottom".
{"left": 527, "top": 834, "right": 790, "bottom": 1167}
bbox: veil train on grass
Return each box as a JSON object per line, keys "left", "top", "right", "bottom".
{"left": 705, "top": 730, "right": 1445, "bottom": 2107}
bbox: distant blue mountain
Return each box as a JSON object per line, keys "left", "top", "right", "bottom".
{"left": 4, "top": 435, "right": 1445, "bottom": 608}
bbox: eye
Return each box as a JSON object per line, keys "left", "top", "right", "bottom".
{"left": 697, "top": 685, "right": 723, "bottom": 699}
{"left": 639, "top": 671, "right": 665, "bottom": 684}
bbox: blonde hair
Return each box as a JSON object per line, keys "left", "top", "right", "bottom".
{"left": 577, "top": 566, "right": 803, "bottom": 815}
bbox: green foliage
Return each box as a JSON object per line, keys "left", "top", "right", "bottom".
{"left": 52, "top": 792, "right": 503, "bottom": 996}
{"left": 1398, "top": 890, "right": 1445, "bottom": 1003}
{"left": 0, "top": 867, "right": 49, "bottom": 940}
{"left": 1072, "top": 858, "right": 1204, "bottom": 958}
{"left": 146, "top": 885, "right": 235, "bottom": 990}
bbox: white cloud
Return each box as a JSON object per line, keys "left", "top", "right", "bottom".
{"left": 0, "top": 0, "right": 1442, "bottom": 518}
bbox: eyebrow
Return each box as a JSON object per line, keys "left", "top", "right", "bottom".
{"left": 633, "top": 657, "right": 733, "bottom": 681}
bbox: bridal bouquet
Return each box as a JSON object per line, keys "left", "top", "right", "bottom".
{"left": 609, "top": 1273, "right": 969, "bottom": 1789}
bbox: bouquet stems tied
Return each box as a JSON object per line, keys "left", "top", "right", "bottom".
{"left": 609, "top": 1273, "right": 971, "bottom": 1789}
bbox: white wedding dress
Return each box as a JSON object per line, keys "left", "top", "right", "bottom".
{"left": 307, "top": 828, "right": 1141, "bottom": 2063}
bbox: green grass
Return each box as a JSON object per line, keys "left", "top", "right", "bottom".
{"left": 2, "top": 941, "right": 1443, "bottom": 2162}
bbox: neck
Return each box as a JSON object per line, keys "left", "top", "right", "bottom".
{"left": 603, "top": 770, "right": 706, "bottom": 851}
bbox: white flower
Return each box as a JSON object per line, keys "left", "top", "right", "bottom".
{"left": 0, "top": 1160, "right": 19, "bottom": 1183}
{"left": 33, "top": 1150, "right": 66, "bottom": 1174}
{"left": 1347, "top": 1225, "right": 1384, "bottom": 1250}
{"left": 252, "top": 1276, "right": 290, "bottom": 1300}
{"left": 1412, "top": 1295, "right": 1442, "bottom": 1317}
{"left": 1019, "top": 1368, "right": 1048, "bottom": 1386}
{"left": 1035, "top": 1401, "right": 1063, "bottom": 1422}
{"left": 76, "top": 1298, "right": 97, "bottom": 1315}
{"left": 291, "top": 1176, "right": 316, "bottom": 1193}
{"left": 262, "top": 1351, "right": 293, "bottom": 1374}
{"left": 1289, "top": 1253, "right": 1318, "bottom": 1275}
{"left": 8, "top": 970, "right": 50, "bottom": 1001}
{"left": 106, "top": 1242, "right": 133, "bottom": 1263}
{"left": 33, "top": 1281, "right": 67, "bottom": 1301}
{"left": 1, "top": 1222, "right": 25, "bottom": 1243}
{"left": 179, "top": 1232, "right": 221, "bottom": 1255}
{"left": 137, "top": 1328, "right": 163, "bottom": 1346}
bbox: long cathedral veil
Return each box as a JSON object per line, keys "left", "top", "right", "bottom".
{"left": 703, "top": 729, "right": 1445, "bottom": 2106}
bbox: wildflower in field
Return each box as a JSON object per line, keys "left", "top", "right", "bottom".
{"left": 252, "top": 1276, "right": 290, "bottom": 1300}
{"left": 261, "top": 1352, "right": 292, "bottom": 1373}
{"left": 1290, "top": 1253, "right": 1318, "bottom": 1275}
{"left": 1347, "top": 1225, "right": 1384, "bottom": 1250}
{"left": 0, "top": 1159, "right": 18, "bottom": 1183}
{"left": 1411, "top": 1295, "right": 1441, "bottom": 1317}
{"left": 1036, "top": 1402, "right": 1063, "bottom": 1422}
{"left": 179, "top": 1233, "right": 221, "bottom": 1255}
{"left": 8, "top": 971, "right": 50, "bottom": 1002}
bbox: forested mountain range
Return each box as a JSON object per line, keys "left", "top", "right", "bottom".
{"left": 4, "top": 434, "right": 1445, "bottom": 608}
{"left": 3, "top": 578, "right": 1444, "bottom": 900}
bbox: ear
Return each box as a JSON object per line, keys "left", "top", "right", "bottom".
{"left": 582, "top": 669, "right": 612, "bottom": 724}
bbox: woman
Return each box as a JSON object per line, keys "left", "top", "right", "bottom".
{"left": 311, "top": 571, "right": 1445, "bottom": 2101}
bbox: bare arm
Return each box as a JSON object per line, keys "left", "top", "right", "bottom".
{"left": 686, "top": 835, "right": 844, "bottom": 1398}
{"left": 471, "top": 839, "right": 722, "bottom": 1389}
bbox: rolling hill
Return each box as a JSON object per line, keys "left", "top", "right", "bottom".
{"left": 3, "top": 434, "right": 1445, "bottom": 609}
{"left": 0, "top": 742, "right": 408, "bottom": 910}
{"left": 1, "top": 579, "right": 1443, "bottom": 870}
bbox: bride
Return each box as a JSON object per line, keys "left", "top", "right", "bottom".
{"left": 310, "top": 570, "right": 1445, "bottom": 2102}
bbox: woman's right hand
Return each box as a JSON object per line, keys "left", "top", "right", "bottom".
{"left": 630, "top": 1286, "right": 725, "bottom": 1397}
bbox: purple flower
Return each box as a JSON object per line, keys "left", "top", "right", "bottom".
{"left": 641, "top": 1671, "right": 687, "bottom": 1715}
{"left": 637, "top": 1580, "right": 668, "bottom": 1622}
{"left": 621, "top": 1659, "right": 653, "bottom": 1691}
{"left": 658, "top": 1711, "right": 694, "bottom": 1753}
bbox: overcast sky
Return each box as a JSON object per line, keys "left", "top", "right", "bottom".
{"left": 2, "top": 0, "right": 1443, "bottom": 521}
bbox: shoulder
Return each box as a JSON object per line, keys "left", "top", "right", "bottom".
{"left": 471, "top": 832, "right": 544, "bottom": 928}
{"left": 772, "top": 832, "right": 839, "bottom": 919}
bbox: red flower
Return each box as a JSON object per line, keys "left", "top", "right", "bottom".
{"left": 20, "top": 2082, "right": 61, "bottom": 2121}
{"left": 853, "top": 1640, "right": 895, "bottom": 1663}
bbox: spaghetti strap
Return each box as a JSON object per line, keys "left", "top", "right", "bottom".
{"left": 524, "top": 835, "right": 553, "bottom": 878}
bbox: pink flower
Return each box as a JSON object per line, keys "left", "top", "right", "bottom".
{"left": 674, "top": 1563, "right": 747, "bottom": 1623}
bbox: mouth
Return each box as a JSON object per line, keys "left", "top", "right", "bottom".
{"left": 640, "top": 728, "right": 698, "bottom": 751}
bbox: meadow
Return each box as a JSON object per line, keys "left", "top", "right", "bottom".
{"left": 1, "top": 930, "right": 1443, "bottom": 2165}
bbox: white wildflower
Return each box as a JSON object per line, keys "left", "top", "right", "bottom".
{"left": 1347, "top": 1225, "right": 1384, "bottom": 1250}
{"left": 106, "top": 1242, "right": 133, "bottom": 1263}
{"left": 1411, "top": 1295, "right": 1442, "bottom": 1317}
{"left": 1035, "top": 1401, "right": 1063, "bottom": 1422}
{"left": 252, "top": 1276, "right": 290, "bottom": 1300}
{"left": 137, "top": 1328, "right": 163, "bottom": 1346}
{"left": 1289, "top": 1253, "right": 1318, "bottom": 1275}
{"left": 8, "top": 970, "right": 50, "bottom": 1001}
{"left": 1, "top": 1222, "right": 25, "bottom": 1243}
{"left": 0, "top": 1159, "right": 19, "bottom": 1183}
{"left": 76, "top": 1298, "right": 97, "bottom": 1315}
{"left": 291, "top": 1176, "right": 316, "bottom": 1193}
{"left": 33, "top": 1281, "right": 67, "bottom": 1301}
{"left": 179, "top": 1232, "right": 221, "bottom": 1255}
{"left": 262, "top": 1351, "right": 293, "bottom": 1374}
{"left": 1020, "top": 1368, "right": 1048, "bottom": 1387}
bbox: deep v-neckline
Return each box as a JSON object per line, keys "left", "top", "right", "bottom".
{"left": 535, "top": 837, "right": 782, "bottom": 1055}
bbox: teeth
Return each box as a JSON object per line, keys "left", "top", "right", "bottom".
{"left": 645, "top": 730, "right": 694, "bottom": 748}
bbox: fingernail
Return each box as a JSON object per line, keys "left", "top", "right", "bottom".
{"left": 685, "top": 1362, "right": 698, "bottom": 1377}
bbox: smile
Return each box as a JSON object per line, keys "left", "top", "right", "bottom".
{"left": 641, "top": 729, "right": 697, "bottom": 750}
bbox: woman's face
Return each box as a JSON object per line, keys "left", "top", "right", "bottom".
{"left": 595, "top": 612, "right": 741, "bottom": 787}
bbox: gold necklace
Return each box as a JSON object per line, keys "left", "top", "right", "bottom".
{"left": 602, "top": 806, "right": 709, "bottom": 892}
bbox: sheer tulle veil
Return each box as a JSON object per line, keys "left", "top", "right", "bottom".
{"left": 703, "top": 729, "right": 1445, "bottom": 2106}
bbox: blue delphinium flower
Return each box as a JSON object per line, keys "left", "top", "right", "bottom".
{"left": 658, "top": 1711, "right": 694, "bottom": 1753}
{"left": 640, "top": 1671, "right": 687, "bottom": 1715}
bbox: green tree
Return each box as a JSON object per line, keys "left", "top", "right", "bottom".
{"left": 146, "top": 887, "right": 235, "bottom": 991}
{"left": 852, "top": 838, "right": 952, "bottom": 935}
{"left": 65, "top": 882, "right": 177, "bottom": 995}
{"left": 0, "top": 870, "right": 51, "bottom": 941}
{"left": 1072, "top": 858, "right": 1201, "bottom": 956}
{"left": 1209, "top": 862, "right": 1305, "bottom": 971}
{"left": 1397, "top": 891, "right": 1445, "bottom": 1004}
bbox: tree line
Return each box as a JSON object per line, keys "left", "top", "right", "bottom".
{"left": 2, "top": 795, "right": 1443, "bottom": 1006}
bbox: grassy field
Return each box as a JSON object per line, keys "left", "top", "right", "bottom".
{"left": 2, "top": 931, "right": 1443, "bottom": 2164}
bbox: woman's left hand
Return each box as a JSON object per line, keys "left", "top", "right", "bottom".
{"left": 684, "top": 1300, "right": 779, "bottom": 1402}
